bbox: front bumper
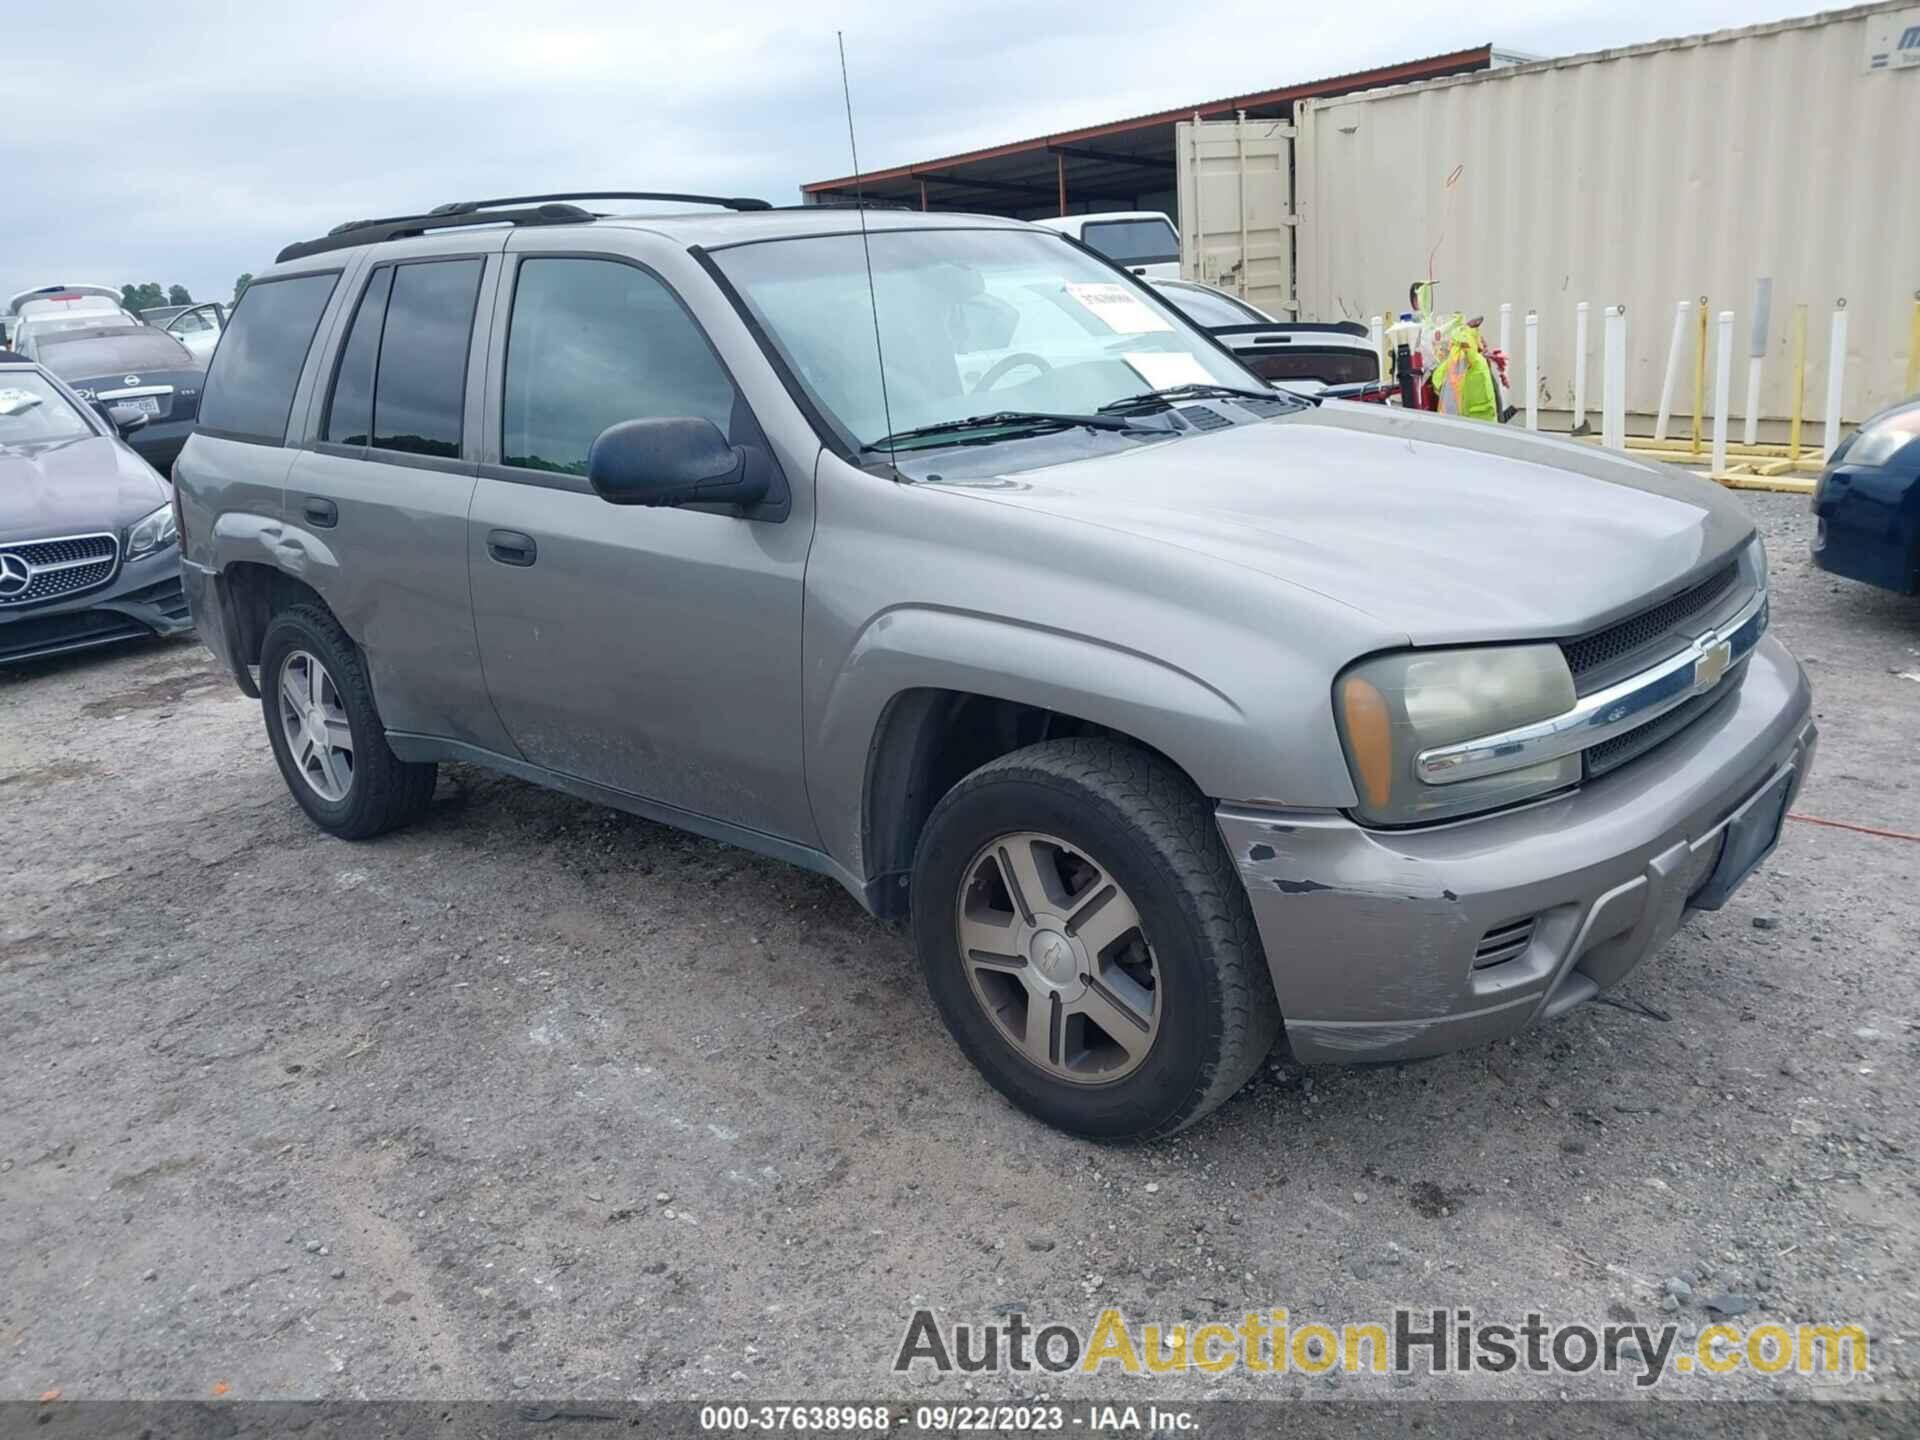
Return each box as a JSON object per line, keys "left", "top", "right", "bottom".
{"left": 0, "top": 548, "right": 192, "bottom": 665}
{"left": 1218, "top": 634, "right": 1815, "bottom": 1064}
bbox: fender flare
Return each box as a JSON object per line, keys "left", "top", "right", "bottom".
{"left": 812, "top": 603, "right": 1250, "bottom": 881}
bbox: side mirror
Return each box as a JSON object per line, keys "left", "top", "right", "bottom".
{"left": 588, "top": 417, "right": 769, "bottom": 509}
{"left": 98, "top": 402, "right": 149, "bottom": 437}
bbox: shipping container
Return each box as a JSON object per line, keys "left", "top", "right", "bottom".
{"left": 1291, "top": 2, "right": 1920, "bottom": 429}
{"left": 1175, "top": 116, "right": 1296, "bottom": 316}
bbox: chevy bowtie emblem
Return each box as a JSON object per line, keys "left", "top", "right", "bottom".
{"left": 1696, "top": 637, "right": 1732, "bottom": 688}
{"left": 0, "top": 552, "right": 31, "bottom": 597}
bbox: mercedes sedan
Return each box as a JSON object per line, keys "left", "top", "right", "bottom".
{"left": 1, "top": 351, "right": 190, "bottom": 665}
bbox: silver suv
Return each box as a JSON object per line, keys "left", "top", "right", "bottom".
{"left": 175, "top": 193, "right": 1815, "bottom": 1139}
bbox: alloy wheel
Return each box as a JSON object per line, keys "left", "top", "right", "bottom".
{"left": 277, "top": 649, "right": 354, "bottom": 802}
{"left": 954, "top": 831, "right": 1161, "bottom": 1084}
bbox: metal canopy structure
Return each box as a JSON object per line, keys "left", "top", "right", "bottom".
{"left": 801, "top": 46, "right": 1496, "bottom": 217}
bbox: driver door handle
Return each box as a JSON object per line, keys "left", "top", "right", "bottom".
{"left": 487, "top": 529, "right": 537, "bottom": 567}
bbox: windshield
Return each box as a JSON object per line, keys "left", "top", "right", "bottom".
{"left": 37, "top": 328, "right": 194, "bottom": 377}
{"left": 714, "top": 227, "right": 1257, "bottom": 450}
{"left": 1080, "top": 217, "right": 1179, "bottom": 266}
{"left": 0, "top": 373, "right": 94, "bottom": 446}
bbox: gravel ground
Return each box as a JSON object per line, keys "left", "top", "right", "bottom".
{"left": 2, "top": 492, "right": 1916, "bottom": 1411}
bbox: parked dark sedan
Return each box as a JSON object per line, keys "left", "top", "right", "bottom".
{"left": 1812, "top": 397, "right": 1920, "bottom": 595}
{"left": 29, "top": 324, "right": 205, "bottom": 474}
{"left": 0, "top": 352, "right": 191, "bottom": 665}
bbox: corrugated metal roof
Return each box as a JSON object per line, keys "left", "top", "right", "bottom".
{"left": 802, "top": 45, "right": 1493, "bottom": 194}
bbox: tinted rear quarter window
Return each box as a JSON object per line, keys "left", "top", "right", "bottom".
{"left": 370, "top": 259, "right": 482, "bottom": 458}
{"left": 1081, "top": 218, "right": 1179, "bottom": 266}
{"left": 199, "top": 273, "right": 339, "bottom": 442}
{"left": 1160, "top": 284, "right": 1263, "bottom": 327}
{"left": 323, "top": 267, "right": 394, "bottom": 447}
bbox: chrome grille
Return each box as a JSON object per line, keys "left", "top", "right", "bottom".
{"left": 1473, "top": 917, "right": 1536, "bottom": 970}
{"left": 0, "top": 533, "right": 119, "bottom": 608}
{"left": 1584, "top": 675, "right": 1741, "bottom": 779}
{"left": 1561, "top": 560, "right": 1739, "bottom": 687}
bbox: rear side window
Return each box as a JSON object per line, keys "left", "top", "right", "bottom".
{"left": 1160, "top": 284, "right": 1264, "bottom": 328}
{"left": 323, "top": 267, "right": 394, "bottom": 446}
{"left": 199, "top": 273, "right": 338, "bottom": 442}
{"left": 320, "top": 259, "right": 481, "bottom": 458}
{"left": 502, "top": 257, "right": 736, "bottom": 475}
{"left": 1081, "top": 218, "right": 1179, "bottom": 266}
{"left": 369, "top": 260, "right": 482, "bottom": 457}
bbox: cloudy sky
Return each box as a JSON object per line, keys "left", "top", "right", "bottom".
{"left": 5, "top": 0, "right": 1802, "bottom": 308}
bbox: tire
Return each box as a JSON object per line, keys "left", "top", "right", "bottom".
{"left": 911, "top": 738, "right": 1280, "bottom": 1140}
{"left": 259, "top": 603, "right": 436, "bottom": 840}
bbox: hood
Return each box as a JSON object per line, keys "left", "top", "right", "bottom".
{"left": 929, "top": 402, "right": 1755, "bottom": 646}
{"left": 0, "top": 434, "right": 168, "bottom": 544}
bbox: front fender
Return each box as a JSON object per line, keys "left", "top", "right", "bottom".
{"left": 811, "top": 602, "right": 1324, "bottom": 879}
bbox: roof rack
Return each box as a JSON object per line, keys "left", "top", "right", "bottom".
{"left": 429, "top": 191, "right": 771, "bottom": 216}
{"left": 275, "top": 191, "right": 775, "bottom": 265}
{"left": 276, "top": 203, "right": 595, "bottom": 264}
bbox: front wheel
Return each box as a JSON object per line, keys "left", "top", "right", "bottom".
{"left": 911, "top": 739, "right": 1280, "bottom": 1139}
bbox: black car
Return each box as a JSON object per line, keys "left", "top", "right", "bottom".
{"left": 0, "top": 351, "right": 191, "bottom": 664}
{"left": 1812, "top": 397, "right": 1920, "bottom": 595}
{"left": 30, "top": 324, "right": 205, "bottom": 474}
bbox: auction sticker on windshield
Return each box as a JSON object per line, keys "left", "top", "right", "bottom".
{"left": 1064, "top": 282, "right": 1173, "bottom": 335}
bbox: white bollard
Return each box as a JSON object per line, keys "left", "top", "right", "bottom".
{"left": 1498, "top": 303, "right": 1512, "bottom": 363}
{"left": 1822, "top": 299, "right": 1849, "bottom": 460}
{"left": 1603, "top": 305, "right": 1627, "bottom": 451}
{"left": 1572, "top": 301, "right": 1590, "bottom": 431}
{"left": 1654, "top": 298, "right": 1689, "bottom": 442}
{"left": 1745, "top": 278, "right": 1771, "bottom": 447}
{"left": 1713, "top": 310, "right": 1734, "bottom": 475}
{"left": 1369, "top": 315, "right": 1385, "bottom": 381}
{"left": 1524, "top": 310, "right": 1539, "bottom": 431}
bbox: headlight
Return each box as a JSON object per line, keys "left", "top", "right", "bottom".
{"left": 127, "top": 503, "right": 177, "bottom": 558}
{"left": 1744, "top": 533, "right": 1768, "bottom": 597}
{"left": 1838, "top": 408, "right": 1920, "bottom": 468}
{"left": 1334, "top": 644, "right": 1579, "bottom": 826}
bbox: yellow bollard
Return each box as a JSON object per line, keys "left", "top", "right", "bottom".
{"left": 1907, "top": 292, "right": 1920, "bottom": 399}
{"left": 1690, "top": 297, "right": 1708, "bottom": 456}
{"left": 1788, "top": 304, "right": 1807, "bottom": 463}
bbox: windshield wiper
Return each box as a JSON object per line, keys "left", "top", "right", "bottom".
{"left": 861, "top": 409, "right": 1160, "bottom": 454}
{"left": 1098, "top": 383, "right": 1287, "bottom": 413}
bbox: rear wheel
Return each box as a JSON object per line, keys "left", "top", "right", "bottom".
{"left": 259, "top": 604, "right": 435, "bottom": 839}
{"left": 911, "top": 738, "right": 1280, "bottom": 1139}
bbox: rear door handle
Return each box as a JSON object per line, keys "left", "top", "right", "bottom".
{"left": 487, "top": 529, "right": 537, "bottom": 567}
{"left": 303, "top": 497, "right": 337, "bottom": 528}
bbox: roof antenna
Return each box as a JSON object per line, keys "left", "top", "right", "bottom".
{"left": 837, "top": 31, "right": 897, "bottom": 473}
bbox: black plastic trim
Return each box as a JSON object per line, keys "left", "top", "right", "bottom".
{"left": 433, "top": 191, "right": 771, "bottom": 215}
{"left": 383, "top": 731, "right": 864, "bottom": 905}
{"left": 277, "top": 205, "right": 592, "bottom": 264}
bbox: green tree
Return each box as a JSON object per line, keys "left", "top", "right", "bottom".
{"left": 167, "top": 284, "right": 193, "bottom": 306}
{"left": 120, "top": 281, "right": 167, "bottom": 314}
{"left": 233, "top": 273, "right": 253, "bottom": 305}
